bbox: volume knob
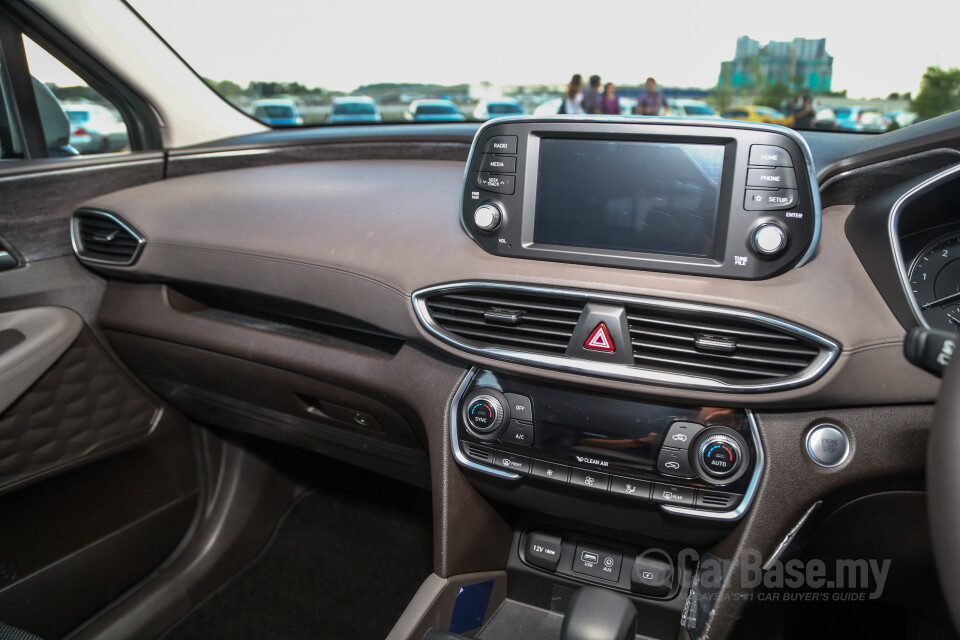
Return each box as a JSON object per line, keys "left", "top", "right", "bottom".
{"left": 473, "top": 204, "right": 502, "bottom": 231}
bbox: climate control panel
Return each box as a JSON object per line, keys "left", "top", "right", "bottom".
{"left": 452, "top": 370, "right": 762, "bottom": 519}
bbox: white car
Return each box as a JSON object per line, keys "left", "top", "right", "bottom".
{"left": 667, "top": 99, "right": 720, "bottom": 118}
{"left": 329, "top": 97, "right": 382, "bottom": 124}
{"left": 472, "top": 98, "right": 526, "bottom": 120}
{"left": 63, "top": 104, "right": 129, "bottom": 154}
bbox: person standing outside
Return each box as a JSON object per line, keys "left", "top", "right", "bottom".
{"left": 633, "top": 77, "right": 668, "bottom": 116}
{"left": 560, "top": 74, "right": 585, "bottom": 114}
{"left": 582, "top": 75, "right": 602, "bottom": 114}
{"left": 792, "top": 95, "right": 816, "bottom": 129}
{"left": 599, "top": 82, "right": 621, "bottom": 115}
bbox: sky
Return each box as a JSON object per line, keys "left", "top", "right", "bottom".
{"left": 30, "top": 1, "right": 960, "bottom": 99}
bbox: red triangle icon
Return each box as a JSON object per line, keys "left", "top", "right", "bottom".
{"left": 584, "top": 322, "right": 616, "bottom": 352}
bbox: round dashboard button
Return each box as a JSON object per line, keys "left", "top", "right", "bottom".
{"left": 806, "top": 424, "right": 850, "bottom": 467}
{"left": 752, "top": 223, "right": 787, "bottom": 256}
{"left": 473, "top": 204, "right": 502, "bottom": 231}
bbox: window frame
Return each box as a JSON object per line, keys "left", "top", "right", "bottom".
{"left": 0, "top": 0, "right": 163, "bottom": 159}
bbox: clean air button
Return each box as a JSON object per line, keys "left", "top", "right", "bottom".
{"left": 749, "top": 145, "right": 793, "bottom": 167}
{"left": 482, "top": 135, "right": 518, "bottom": 154}
{"left": 746, "top": 167, "right": 797, "bottom": 189}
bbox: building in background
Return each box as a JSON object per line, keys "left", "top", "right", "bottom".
{"left": 720, "top": 37, "right": 833, "bottom": 93}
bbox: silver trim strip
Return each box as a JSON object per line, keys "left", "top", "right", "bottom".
{"left": 888, "top": 163, "right": 960, "bottom": 329}
{"left": 458, "top": 115, "right": 822, "bottom": 270}
{"left": 661, "top": 410, "right": 764, "bottom": 520}
{"left": 413, "top": 281, "right": 840, "bottom": 393}
{"left": 448, "top": 368, "right": 763, "bottom": 520}
{"left": 763, "top": 500, "right": 822, "bottom": 570}
{"left": 449, "top": 367, "right": 520, "bottom": 480}
{"left": 70, "top": 209, "right": 146, "bottom": 267}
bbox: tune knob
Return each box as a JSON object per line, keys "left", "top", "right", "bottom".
{"left": 463, "top": 392, "right": 506, "bottom": 439}
{"left": 473, "top": 204, "right": 502, "bottom": 231}
{"left": 752, "top": 223, "right": 787, "bottom": 257}
{"left": 697, "top": 433, "right": 743, "bottom": 479}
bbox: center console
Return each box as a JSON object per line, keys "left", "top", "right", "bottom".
{"left": 452, "top": 369, "right": 762, "bottom": 521}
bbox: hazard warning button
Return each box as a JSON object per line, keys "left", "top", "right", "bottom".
{"left": 584, "top": 322, "right": 615, "bottom": 352}
{"left": 565, "top": 304, "right": 634, "bottom": 365}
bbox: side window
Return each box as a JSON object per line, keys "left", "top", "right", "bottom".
{"left": 22, "top": 36, "right": 130, "bottom": 157}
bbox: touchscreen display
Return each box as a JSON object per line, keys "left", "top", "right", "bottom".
{"left": 534, "top": 139, "right": 724, "bottom": 257}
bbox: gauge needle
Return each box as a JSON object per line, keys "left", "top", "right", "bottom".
{"left": 949, "top": 314, "right": 960, "bottom": 327}
{"left": 922, "top": 290, "right": 960, "bottom": 310}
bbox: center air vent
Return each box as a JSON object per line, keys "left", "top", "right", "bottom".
{"left": 71, "top": 209, "right": 145, "bottom": 265}
{"left": 413, "top": 282, "right": 839, "bottom": 392}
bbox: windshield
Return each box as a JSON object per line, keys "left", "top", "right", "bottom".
{"left": 129, "top": 0, "right": 960, "bottom": 133}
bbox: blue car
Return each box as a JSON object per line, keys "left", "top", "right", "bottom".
{"left": 405, "top": 99, "right": 465, "bottom": 122}
{"left": 251, "top": 99, "right": 304, "bottom": 126}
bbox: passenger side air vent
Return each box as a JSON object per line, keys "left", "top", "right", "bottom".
{"left": 413, "top": 282, "right": 839, "bottom": 392}
{"left": 71, "top": 209, "right": 145, "bottom": 265}
{"left": 421, "top": 287, "right": 584, "bottom": 355}
{"left": 625, "top": 304, "right": 823, "bottom": 383}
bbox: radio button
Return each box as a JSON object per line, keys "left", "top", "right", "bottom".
{"left": 744, "top": 188, "right": 798, "bottom": 211}
{"left": 531, "top": 459, "right": 571, "bottom": 483}
{"left": 476, "top": 172, "right": 516, "bottom": 195}
{"left": 657, "top": 447, "right": 696, "bottom": 478}
{"left": 749, "top": 144, "right": 793, "bottom": 167}
{"left": 480, "top": 154, "right": 517, "bottom": 173}
{"left": 664, "top": 421, "right": 703, "bottom": 450}
{"left": 499, "top": 419, "right": 534, "bottom": 448}
{"left": 482, "top": 135, "right": 518, "bottom": 154}
{"left": 493, "top": 451, "right": 530, "bottom": 474}
{"left": 503, "top": 393, "right": 533, "bottom": 422}
{"left": 746, "top": 167, "right": 797, "bottom": 189}
{"left": 652, "top": 483, "right": 696, "bottom": 507}
{"left": 570, "top": 468, "right": 610, "bottom": 492}
{"left": 609, "top": 476, "right": 651, "bottom": 500}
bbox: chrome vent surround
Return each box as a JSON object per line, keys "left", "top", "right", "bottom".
{"left": 413, "top": 282, "right": 840, "bottom": 392}
{"left": 71, "top": 209, "right": 145, "bottom": 266}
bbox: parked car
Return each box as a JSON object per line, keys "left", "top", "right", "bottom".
{"left": 832, "top": 106, "right": 887, "bottom": 132}
{"left": 251, "top": 98, "right": 303, "bottom": 126}
{"left": 472, "top": 98, "right": 527, "bottom": 120}
{"left": 405, "top": 99, "right": 465, "bottom": 122}
{"left": 329, "top": 97, "right": 382, "bottom": 124}
{"left": 884, "top": 110, "right": 920, "bottom": 129}
{"left": 533, "top": 97, "right": 563, "bottom": 115}
{"left": 63, "top": 104, "right": 129, "bottom": 153}
{"left": 667, "top": 99, "right": 720, "bottom": 118}
{"left": 815, "top": 107, "right": 838, "bottom": 129}
{"left": 721, "top": 105, "right": 791, "bottom": 126}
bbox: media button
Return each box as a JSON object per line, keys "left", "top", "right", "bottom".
{"left": 482, "top": 135, "right": 518, "bottom": 154}
{"left": 651, "top": 483, "right": 696, "bottom": 507}
{"left": 748, "top": 144, "right": 793, "bottom": 167}
{"left": 476, "top": 172, "right": 516, "bottom": 195}
{"left": 531, "top": 459, "right": 571, "bottom": 483}
{"left": 746, "top": 167, "right": 797, "bottom": 189}
{"left": 493, "top": 451, "right": 530, "bottom": 474}
{"left": 480, "top": 154, "right": 517, "bottom": 173}
{"left": 569, "top": 468, "right": 610, "bottom": 492}
{"left": 609, "top": 476, "right": 651, "bottom": 500}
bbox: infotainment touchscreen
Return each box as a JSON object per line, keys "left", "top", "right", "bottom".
{"left": 533, "top": 139, "right": 725, "bottom": 258}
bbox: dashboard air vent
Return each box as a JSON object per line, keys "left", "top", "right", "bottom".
{"left": 71, "top": 209, "right": 145, "bottom": 265}
{"left": 413, "top": 282, "right": 839, "bottom": 392}
{"left": 422, "top": 288, "right": 585, "bottom": 355}
{"left": 625, "top": 304, "right": 822, "bottom": 383}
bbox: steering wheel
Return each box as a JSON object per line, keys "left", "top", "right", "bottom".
{"left": 906, "top": 327, "right": 960, "bottom": 630}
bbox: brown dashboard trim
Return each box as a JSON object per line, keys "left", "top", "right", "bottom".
{"left": 76, "top": 159, "right": 938, "bottom": 407}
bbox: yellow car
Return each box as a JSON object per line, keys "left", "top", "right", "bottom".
{"left": 721, "top": 105, "right": 792, "bottom": 126}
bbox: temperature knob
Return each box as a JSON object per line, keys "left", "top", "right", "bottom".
{"left": 463, "top": 392, "right": 505, "bottom": 439}
{"left": 473, "top": 204, "right": 502, "bottom": 231}
{"left": 698, "top": 433, "right": 743, "bottom": 479}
